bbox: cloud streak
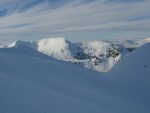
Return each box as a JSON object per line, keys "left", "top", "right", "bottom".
{"left": 0, "top": 0, "right": 150, "bottom": 42}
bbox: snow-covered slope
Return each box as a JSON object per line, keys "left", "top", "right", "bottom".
{"left": 0, "top": 46, "right": 101, "bottom": 113}
{"left": 106, "top": 43, "right": 150, "bottom": 77}
{"left": 8, "top": 37, "right": 128, "bottom": 72}
{"left": 0, "top": 43, "right": 150, "bottom": 113}
{"left": 103, "top": 43, "right": 150, "bottom": 112}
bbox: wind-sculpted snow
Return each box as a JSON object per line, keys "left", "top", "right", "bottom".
{"left": 0, "top": 43, "right": 150, "bottom": 113}
{"left": 8, "top": 37, "right": 128, "bottom": 72}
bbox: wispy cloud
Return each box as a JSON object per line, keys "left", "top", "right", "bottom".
{"left": 0, "top": 0, "right": 150, "bottom": 42}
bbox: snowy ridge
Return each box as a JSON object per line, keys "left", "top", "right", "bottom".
{"left": 136, "top": 38, "right": 150, "bottom": 46}
{"left": 0, "top": 42, "right": 150, "bottom": 113}
{"left": 8, "top": 37, "right": 128, "bottom": 72}
{"left": 9, "top": 40, "right": 37, "bottom": 50}
{"left": 121, "top": 37, "right": 150, "bottom": 48}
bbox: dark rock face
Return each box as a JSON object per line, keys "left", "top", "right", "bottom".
{"left": 73, "top": 45, "right": 122, "bottom": 66}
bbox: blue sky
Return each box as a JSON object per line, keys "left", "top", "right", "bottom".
{"left": 0, "top": 0, "right": 150, "bottom": 43}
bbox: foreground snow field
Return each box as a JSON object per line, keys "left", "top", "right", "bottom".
{"left": 0, "top": 42, "right": 150, "bottom": 113}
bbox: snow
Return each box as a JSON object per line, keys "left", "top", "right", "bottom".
{"left": 121, "top": 37, "right": 150, "bottom": 48}
{"left": 8, "top": 37, "right": 128, "bottom": 72}
{"left": 76, "top": 41, "right": 126, "bottom": 72}
{"left": 37, "top": 37, "right": 73, "bottom": 59}
{"left": 106, "top": 43, "right": 150, "bottom": 79}
{"left": 0, "top": 46, "right": 101, "bottom": 113}
{"left": 0, "top": 43, "right": 150, "bottom": 113}
{"left": 136, "top": 38, "right": 150, "bottom": 46}
{"left": 103, "top": 43, "right": 150, "bottom": 112}
{"left": 78, "top": 41, "right": 111, "bottom": 56}
{"left": 8, "top": 40, "right": 37, "bottom": 49}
